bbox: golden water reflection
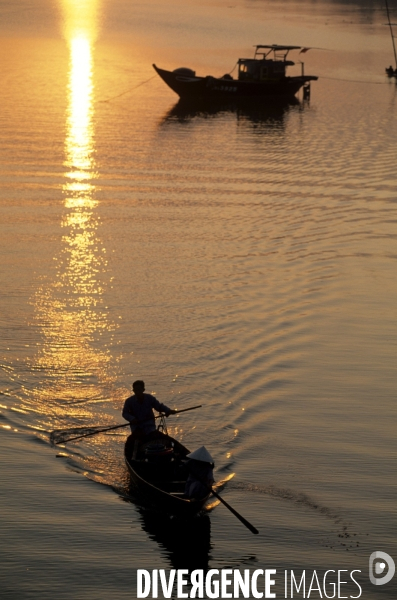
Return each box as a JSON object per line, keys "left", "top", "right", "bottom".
{"left": 60, "top": 0, "right": 101, "bottom": 44}
{"left": 29, "top": 3, "right": 118, "bottom": 427}
{"left": 64, "top": 35, "right": 97, "bottom": 206}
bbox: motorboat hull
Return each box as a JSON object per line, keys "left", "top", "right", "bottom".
{"left": 153, "top": 64, "right": 317, "bottom": 101}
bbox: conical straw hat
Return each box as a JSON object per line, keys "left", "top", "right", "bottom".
{"left": 186, "top": 446, "right": 214, "bottom": 464}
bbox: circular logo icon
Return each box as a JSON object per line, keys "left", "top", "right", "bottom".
{"left": 369, "top": 552, "right": 395, "bottom": 586}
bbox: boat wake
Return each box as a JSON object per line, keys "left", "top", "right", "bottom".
{"left": 232, "top": 480, "right": 339, "bottom": 518}
{"left": 230, "top": 481, "right": 362, "bottom": 552}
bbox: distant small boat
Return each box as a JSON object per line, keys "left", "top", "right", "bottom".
{"left": 153, "top": 45, "right": 318, "bottom": 102}
{"left": 385, "top": 0, "right": 397, "bottom": 77}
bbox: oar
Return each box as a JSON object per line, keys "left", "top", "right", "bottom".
{"left": 210, "top": 488, "right": 259, "bottom": 535}
{"left": 54, "top": 422, "right": 130, "bottom": 445}
{"left": 53, "top": 405, "right": 202, "bottom": 445}
{"left": 169, "top": 405, "right": 202, "bottom": 415}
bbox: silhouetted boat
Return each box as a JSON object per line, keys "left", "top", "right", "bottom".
{"left": 153, "top": 45, "right": 318, "bottom": 102}
{"left": 124, "top": 431, "right": 211, "bottom": 517}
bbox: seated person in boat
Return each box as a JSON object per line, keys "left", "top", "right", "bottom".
{"left": 122, "top": 380, "right": 176, "bottom": 439}
{"left": 184, "top": 446, "right": 215, "bottom": 500}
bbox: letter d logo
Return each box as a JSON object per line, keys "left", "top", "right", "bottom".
{"left": 369, "top": 552, "right": 395, "bottom": 586}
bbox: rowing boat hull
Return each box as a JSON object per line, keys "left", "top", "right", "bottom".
{"left": 153, "top": 64, "right": 317, "bottom": 101}
{"left": 124, "top": 433, "right": 210, "bottom": 517}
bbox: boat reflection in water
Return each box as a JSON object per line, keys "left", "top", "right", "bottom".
{"left": 136, "top": 505, "right": 212, "bottom": 571}
{"left": 160, "top": 96, "right": 300, "bottom": 131}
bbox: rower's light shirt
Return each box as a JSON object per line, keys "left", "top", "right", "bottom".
{"left": 122, "top": 393, "right": 171, "bottom": 434}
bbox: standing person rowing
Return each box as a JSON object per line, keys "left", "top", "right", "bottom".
{"left": 122, "top": 380, "right": 176, "bottom": 440}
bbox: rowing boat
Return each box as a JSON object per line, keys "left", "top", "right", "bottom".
{"left": 124, "top": 431, "right": 211, "bottom": 517}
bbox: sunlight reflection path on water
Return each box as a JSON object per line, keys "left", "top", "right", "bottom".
{"left": 24, "top": 1, "right": 120, "bottom": 430}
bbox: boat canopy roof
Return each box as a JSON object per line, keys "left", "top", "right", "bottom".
{"left": 255, "top": 45, "right": 302, "bottom": 50}
{"left": 251, "top": 44, "right": 303, "bottom": 61}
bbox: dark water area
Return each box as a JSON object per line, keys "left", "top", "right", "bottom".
{"left": 0, "top": 0, "right": 396, "bottom": 598}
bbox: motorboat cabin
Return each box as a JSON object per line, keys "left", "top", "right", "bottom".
{"left": 238, "top": 45, "right": 301, "bottom": 82}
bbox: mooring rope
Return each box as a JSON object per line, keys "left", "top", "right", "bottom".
{"left": 227, "top": 61, "right": 238, "bottom": 76}
{"left": 98, "top": 75, "right": 157, "bottom": 103}
{"left": 320, "top": 75, "right": 394, "bottom": 85}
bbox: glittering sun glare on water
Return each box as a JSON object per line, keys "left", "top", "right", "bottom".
{"left": 60, "top": 0, "right": 101, "bottom": 43}
{"left": 64, "top": 36, "right": 97, "bottom": 207}
{"left": 61, "top": 0, "right": 100, "bottom": 206}
{"left": 69, "top": 37, "right": 92, "bottom": 153}
{"left": 23, "top": 0, "right": 118, "bottom": 424}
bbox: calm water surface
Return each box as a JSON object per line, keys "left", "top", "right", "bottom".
{"left": 0, "top": 0, "right": 396, "bottom": 598}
